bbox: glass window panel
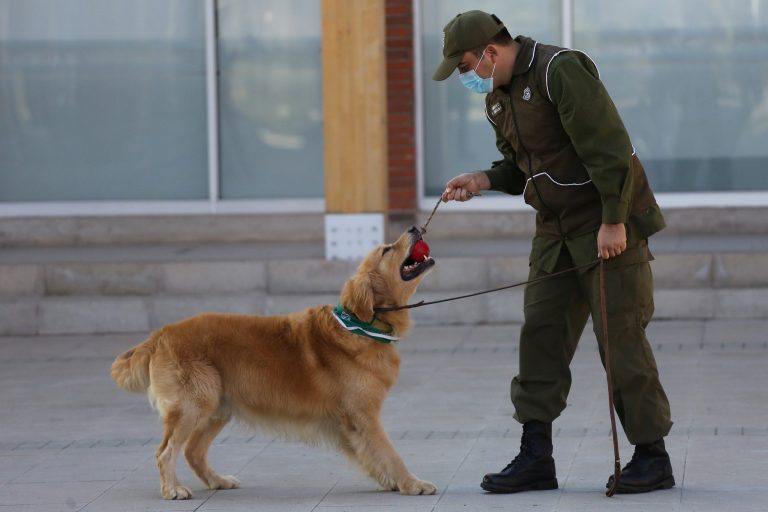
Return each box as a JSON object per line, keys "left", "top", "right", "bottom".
{"left": 217, "top": 0, "right": 323, "bottom": 199}
{"left": 420, "top": 0, "right": 561, "bottom": 196}
{"left": 0, "top": 0, "right": 208, "bottom": 201}
{"left": 575, "top": 0, "right": 768, "bottom": 192}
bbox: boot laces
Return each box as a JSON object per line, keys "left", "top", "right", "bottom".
{"left": 502, "top": 454, "right": 523, "bottom": 472}
{"left": 623, "top": 447, "right": 642, "bottom": 472}
{"left": 502, "top": 430, "right": 535, "bottom": 472}
{"left": 624, "top": 443, "right": 657, "bottom": 473}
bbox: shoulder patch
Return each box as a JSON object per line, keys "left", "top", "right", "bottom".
{"left": 491, "top": 102, "right": 502, "bottom": 115}
{"left": 522, "top": 86, "right": 532, "bottom": 101}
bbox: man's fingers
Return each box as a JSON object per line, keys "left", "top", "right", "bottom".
{"left": 443, "top": 188, "right": 474, "bottom": 202}
{"left": 598, "top": 245, "right": 626, "bottom": 260}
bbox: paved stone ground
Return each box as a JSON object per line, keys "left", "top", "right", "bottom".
{"left": 1, "top": 319, "right": 767, "bottom": 511}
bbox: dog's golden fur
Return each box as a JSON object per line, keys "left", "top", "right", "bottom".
{"left": 111, "top": 228, "right": 436, "bottom": 499}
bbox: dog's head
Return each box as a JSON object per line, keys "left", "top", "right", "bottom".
{"left": 339, "top": 226, "right": 435, "bottom": 334}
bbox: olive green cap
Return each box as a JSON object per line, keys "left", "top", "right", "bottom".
{"left": 432, "top": 10, "right": 505, "bottom": 81}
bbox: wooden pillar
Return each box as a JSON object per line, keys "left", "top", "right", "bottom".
{"left": 321, "top": 0, "right": 388, "bottom": 214}
{"left": 322, "top": 0, "right": 389, "bottom": 259}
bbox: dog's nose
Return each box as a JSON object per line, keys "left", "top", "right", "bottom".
{"left": 408, "top": 225, "right": 420, "bottom": 235}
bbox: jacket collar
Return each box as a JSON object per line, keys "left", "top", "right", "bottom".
{"left": 511, "top": 35, "right": 538, "bottom": 77}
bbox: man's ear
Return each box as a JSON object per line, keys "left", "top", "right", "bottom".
{"left": 340, "top": 272, "right": 374, "bottom": 323}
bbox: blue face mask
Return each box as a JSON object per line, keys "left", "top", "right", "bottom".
{"left": 459, "top": 49, "right": 496, "bottom": 94}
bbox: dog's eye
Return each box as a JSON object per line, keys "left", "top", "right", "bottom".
{"left": 382, "top": 246, "right": 392, "bottom": 255}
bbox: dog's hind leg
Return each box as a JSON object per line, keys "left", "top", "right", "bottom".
{"left": 155, "top": 407, "right": 199, "bottom": 499}
{"left": 153, "top": 360, "right": 222, "bottom": 500}
{"left": 184, "top": 414, "right": 240, "bottom": 491}
{"left": 340, "top": 413, "right": 436, "bottom": 495}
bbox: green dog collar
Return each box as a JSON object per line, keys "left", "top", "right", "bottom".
{"left": 331, "top": 304, "right": 399, "bottom": 343}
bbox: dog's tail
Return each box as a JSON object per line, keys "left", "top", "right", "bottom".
{"left": 111, "top": 333, "right": 158, "bottom": 393}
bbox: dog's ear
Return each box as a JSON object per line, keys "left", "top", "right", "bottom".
{"left": 340, "top": 272, "right": 375, "bottom": 323}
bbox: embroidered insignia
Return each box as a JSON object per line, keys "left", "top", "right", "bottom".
{"left": 523, "top": 86, "right": 532, "bottom": 101}
{"left": 491, "top": 102, "right": 502, "bottom": 115}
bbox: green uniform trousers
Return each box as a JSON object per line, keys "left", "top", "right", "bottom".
{"left": 510, "top": 246, "right": 673, "bottom": 445}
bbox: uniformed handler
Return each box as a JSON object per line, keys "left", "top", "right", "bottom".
{"left": 433, "top": 10, "right": 674, "bottom": 495}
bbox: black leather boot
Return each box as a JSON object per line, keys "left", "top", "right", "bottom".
{"left": 481, "top": 421, "right": 558, "bottom": 493}
{"left": 607, "top": 438, "right": 675, "bottom": 494}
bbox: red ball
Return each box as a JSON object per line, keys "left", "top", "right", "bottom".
{"left": 410, "top": 240, "right": 430, "bottom": 261}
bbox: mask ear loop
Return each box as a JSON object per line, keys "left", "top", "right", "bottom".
{"left": 474, "top": 48, "right": 487, "bottom": 71}
{"left": 477, "top": 48, "right": 496, "bottom": 87}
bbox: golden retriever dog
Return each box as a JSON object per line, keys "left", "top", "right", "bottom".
{"left": 111, "top": 226, "right": 436, "bottom": 499}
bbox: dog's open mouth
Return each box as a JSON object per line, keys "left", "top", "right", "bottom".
{"left": 401, "top": 238, "right": 435, "bottom": 281}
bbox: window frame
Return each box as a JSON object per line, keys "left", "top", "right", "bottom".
{"left": 0, "top": 0, "right": 324, "bottom": 218}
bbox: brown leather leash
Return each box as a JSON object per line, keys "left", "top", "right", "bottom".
{"left": 374, "top": 259, "right": 599, "bottom": 313}
{"left": 384, "top": 198, "right": 622, "bottom": 495}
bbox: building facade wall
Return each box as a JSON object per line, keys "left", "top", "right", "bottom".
{"left": 1, "top": 0, "right": 767, "bottom": 227}
{"left": 385, "top": 0, "right": 418, "bottom": 215}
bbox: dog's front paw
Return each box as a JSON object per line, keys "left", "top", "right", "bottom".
{"left": 210, "top": 474, "right": 240, "bottom": 490}
{"left": 399, "top": 478, "right": 437, "bottom": 495}
{"left": 162, "top": 484, "right": 193, "bottom": 500}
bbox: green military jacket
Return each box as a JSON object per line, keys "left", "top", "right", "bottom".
{"left": 482, "top": 36, "right": 666, "bottom": 272}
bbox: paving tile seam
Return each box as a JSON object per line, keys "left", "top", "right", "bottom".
{"left": 3, "top": 426, "right": 766, "bottom": 452}
{"left": 430, "top": 423, "right": 484, "bottom": 510}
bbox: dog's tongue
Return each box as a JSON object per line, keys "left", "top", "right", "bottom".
{"left": 410, "top": 239, "right": 430, "bottom": 262}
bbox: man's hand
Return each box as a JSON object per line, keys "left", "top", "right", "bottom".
{"left": 597, "top": 223, "right": 627, "bottom": 259}
{"left": 442, "top": 172, "right": 490, "bottom": 202}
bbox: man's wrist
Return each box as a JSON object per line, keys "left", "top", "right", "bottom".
{"left": 475, "top": 171, "right": 491, "bottom": 190}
